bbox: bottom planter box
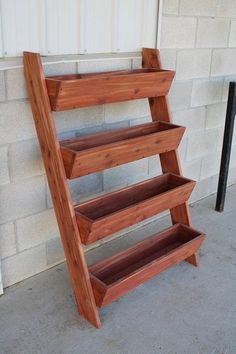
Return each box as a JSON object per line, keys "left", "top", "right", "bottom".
{"left": 89, "top": 224, "right": 205, "bottom": 307}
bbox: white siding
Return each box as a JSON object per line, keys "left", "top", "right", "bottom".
{"left": 0, "top": 0, "right": 46, "bottom": 56}
{"left": 0, "top": 0, "right": 158, "bottom": 57}
{"left": 46, "top": 0, "right": 79, "bottom": 55}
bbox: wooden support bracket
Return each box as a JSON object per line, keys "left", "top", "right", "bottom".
{"left": 142, "top": 48, "right": 198, "bottom": 267}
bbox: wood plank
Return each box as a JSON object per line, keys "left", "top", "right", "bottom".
{"left": 23, "top": 52, "right": 101, "bottom": 329}
{"left": 75, "top": 174, "right": 196, "bottom": 244}
{"left": 89, "top": 224, "right": 205, "bottom": 307}
{"left": 60, "top": 121, "right": 185, "bottom": 178}
{"left": 142, "top": 48, "right": 198, "bottom": 267}
{"left": 45, "top": 68, "right": 175, "bottom": 110}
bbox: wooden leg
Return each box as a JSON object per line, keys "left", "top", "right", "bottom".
{"left": 144, "top": 49, "right": 202, "bottom": 270}
{"left": 185, "top": 253, "right": 199, "bottom": 267}
{"left": 24, "top": 52, "right": 101, "bottom": 329}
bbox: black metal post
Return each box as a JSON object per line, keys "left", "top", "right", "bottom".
{"left": 215, "top": 82, "right": 236, "bottom": 212}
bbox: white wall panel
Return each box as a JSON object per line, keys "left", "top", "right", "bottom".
{"left": 46, "top": 0, "right": 79, "bottom": 55}
{"left": 116, "top": 0, "right": 144, "bottom": 52}
{"left": 0, "top": 0, "right": 159, "bottom": 57}
{"left": 143, "top": 0, "right": 159, "bottom": 48}
{"left": 81, "top": 0, "right": 114, "bottom": 54}
{"left": 0, "top": 0, "right": 45, "bottom": 56}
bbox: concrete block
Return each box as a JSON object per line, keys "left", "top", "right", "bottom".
{"left": 176, "top": 49, "right": 212, "bottom": 80}
{"left": 222, "top": 76, "right": 236, "bottom": 102}
{"left": 0, "top": 176, "right": 46, "bottom": 224}
{"left": 180, "top": 0, "right": 217, "bottom": 16}
{"left": 182, "top": 159, "right": 201, "bottom": 181}
{"left": 191, "top": 79, "right": 223, "bottom": 107}
{"left": 9, "top": 139, "right": 44, "bottom": 182}
{"left": 132, "top": 58, "right": 142, "bottom": 70}
{"left": 0, "top": 71, "right": 5, "bottom": 101}
{"left": 47, "top": 172, "right": 103, "bottom": 207}
{"left": 148, "top": 156, "right": 162, "bottom": 176}
{"left": 6, "top": 68, "right": 27, "bottom": 100}
{"left": 211, "top": 49, "right": 236, "bottom": 77}
{"left": 178, "top": 135, "right": 188, "bottom": 161}
{"left": 16, "top": 209, "right": 59, "bottom": 252}
{"left": 78, "top": 58, "right": 131, "bottom": 74}
{"left": 173, "top": 107, "right": 206, "bottom": 132}
{"left": 201, "top": 152, "right": 221, "bottom": 180}
{"left": 190, "top": 175, "right": 218, "bottom": 203}
{"left": 44, "top": 62, "right": 77, "bottom": 76}
{"left": 229, "top": 20, "right": 236, "bottom": 47}
{"left": 1, "top": 244, "right": 46, "bottom": 287}
{"left": 169, "top": 81, "right": 192, "bottom": 111}
{"left": 0, "top": 101, "right": 36, "bottom": 144}
{"left": 105, "top": 99, "right": 150, "bottom": 123}
{"left": 0, "top": 222, "right": 16, "bottom": 259}
{"left": 216, "top": 0, "right": 236, "bottom": 18}
{"left": 196, "top": 19, "right": 230, "bottom": 48}
{"left": 129, "top": 117, "right": 151, "bottom": 126}
{"left": 163, "top": 0, "right": 179, "bottom": 15}
{"left": 46, "top": 237, "right": 65, "bottom": 266}
{"left": 0, "top": 146, "right": 10, "bottom": 186}
{"left": 74, "top": 121, "right": 129, "bottom": 139}
{"left": 187, "top": 130, "right": 218, "bottom": 160}
{"left": 0, "top": 263, "right": 2, "bottom": 295}
{"left": 228, "top": 165, "right": 236, "bottom": 186}
{"left": 161, "top": 17, "right": 197, "bottom": 49}
{"left": 206, "top": 103, "right": 227, "bottom": 129}
{"left": 216, "top": 126, "right": 224, "bottom": 151}
{"left": 230, "top": 145, "right": 236, "bottom": 166}
{"left": 69, "top": 173, "right": 103, "bottom": 203}
{"left": 104, "top": 159, "right": 149, "bottom": 190}
{"left": 160, "top": 50, "right": 177, "bottom": 70}
{"left": 54, "top": 105, "right": 104, "bottom": 133}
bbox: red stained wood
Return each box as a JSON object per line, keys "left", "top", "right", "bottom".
{"left": 89, "top": 224, "right": 205, "bottom": 307}
{"left": 23, "top": 52, "right": 101, "bottom": 328}
{"left": 142, "top": 48, "right": 199, "bottom": 266}
{"left": 75, "top": 173, "right": 196, "bottom": 244}
{"left": 23, "top": 48, "right": 205, "bottom": 328}
{"left": 45, "top": 68, "right": 175, "bottom": 111}
{"left": 60, "top": 121, "right": 185, "bottom": 178}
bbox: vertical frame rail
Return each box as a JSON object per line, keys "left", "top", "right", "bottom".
{"left": 23, "top": 52, "right": 101, "bottom": 328}
{"left": 142, "top": 48, "right": 198, "bottom": 267}
{"left": 215, "top": 82, "right": 236, "bottom": 212}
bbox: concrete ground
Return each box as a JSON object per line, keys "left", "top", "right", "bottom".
{"left": 1, "top": 186, "right": 236, "bottom": 354}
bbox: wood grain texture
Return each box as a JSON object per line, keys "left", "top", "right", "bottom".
{"left": 142, "top": 48, "right": 198, "bottom": 266}
{"left": 60, "top": 121, "right": 185, "bottom": 178}
{"left": 75, "top": 173, "right": 196, "bottom": 244}
{"left": 23, "top": 52, "right": 101, "bottom": 328}
{"left": 89, "top": 224, "right": 205, "bottom": 307}
{"left": 45, "top": 68, "right": 175, "bottom": 111}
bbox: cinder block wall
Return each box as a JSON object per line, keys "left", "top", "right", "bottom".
{"left": 1, "top": 0, "right": 236, "bottom": 288}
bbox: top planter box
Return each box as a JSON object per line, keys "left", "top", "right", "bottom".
{"left": 45, "top": 69, "right": 175, "bottom": 111}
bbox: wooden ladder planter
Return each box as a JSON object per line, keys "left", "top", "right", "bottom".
{"left": 24, "top": 48, "right": 205, "bottom": 329}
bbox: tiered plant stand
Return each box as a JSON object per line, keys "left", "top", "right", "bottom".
{"left": 24, "top": 48, "right": 205, "bottom": 329}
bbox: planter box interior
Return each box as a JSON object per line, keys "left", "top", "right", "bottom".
{"left": 75, "top": 173, "right": 196, "bottom": 244}
{"left": 60, "top": 121, "right": 185, "bottom": 178}
{"left": 89, "top": 224, "right": 205, "bottom": 307}
{"left": 45, "top": 68, "right": 175, "bottom": 110}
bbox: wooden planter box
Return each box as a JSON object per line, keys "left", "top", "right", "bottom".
{"left": 89, "top": 224, "right": 205, "bottom": 307}
{"left": 75, "top": 173, "right": 196, "bottom": 245}
{"left": 60, "top": 121, "right": 185, "bottom": 179}
{"left": 45, "top": 68, "right": 175, "bottom": 111}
